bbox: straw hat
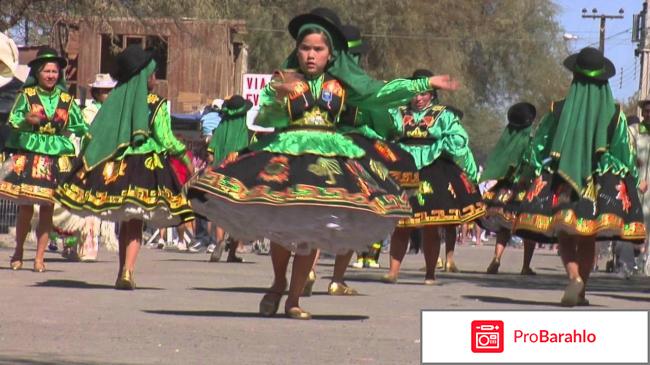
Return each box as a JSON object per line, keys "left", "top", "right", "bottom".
{"left": 0, "top": 32, "right": 19, "bottom": 78}
{"left": 88, "top": 73, "right": 117, "bottom": 89}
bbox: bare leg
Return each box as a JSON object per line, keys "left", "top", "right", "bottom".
{"left": 34, "top": 204, "right": 53, "bottom": 271}
{"left": 123, "top": 219, "right": 143, "bottom": 271}
{"left": 422, "top": 226, "right": 441, "bottom": 281}
{"left": 494, "top": 230, "right": 510, "bottom": 262}
{"left": 269, "top": 242, "right": 290, "bottom": 292}
{"left": 522, "top": 239, "right": 537, "bottom": 272}
{"left": 576, "top": 236, "right": 596, "bottom": 297}
{"left": 332, "top": 250, "right": 354, "bottom": 283}
{"left": 284, "top": 249, "right": 317, "bottom": 316}
{"left": 385, "top": 227, "right": 412, "bottom": 280}
{"left": 558, "top": 233, "right": 584, "bottom": 306}
{"left": 12, "top": 205, "right": 34, "bottom": 262}
{"left": 118, "top": 221, "right": 128, "bottom": 275}
{"left": 444, "top": 225, "right": 459, "bottom": 272}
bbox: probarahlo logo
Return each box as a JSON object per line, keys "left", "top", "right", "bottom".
{"left": 471, "top": 320, "right": 504, "bottom": 353}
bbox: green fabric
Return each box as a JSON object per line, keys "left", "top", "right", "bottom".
{"left": 251, "top": 129, "right": 365, "bottom": 158}
{"left": 207, "top": 114, "right": 250, "bottom": 164}
{"left": 82, "top": 60, "right": 156, "bottom": 170}
{"left": 524, "top": 110, "right": 637, "bottom": 183}
{"left": 282, "top": 23, "right": 430, "bottom": 108}
{"left": 120, "top": 95, "right": 186, "bottom": 158}
{"left": 480, "top": 125, "right": 532, "bottom": 182}
{"left": 550, "top": 79, "right": 616, "bottom": 193}
{"left": 390, "top": 105, "right": 478, "bottom": 182}
{"left": 6, "top": 87, "right": 87, "bottom": 156}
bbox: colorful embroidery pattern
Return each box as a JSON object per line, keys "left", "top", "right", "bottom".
{"left": 616, "top": 180, "right": 632, "bottom": 213}
{"left": 308, "top": 158, "right": 342, "bottom": 185}
{"left": 527, "top": 176, "right": 547, "bottom": 202}
{"left": 372, "top": 140, "right": 398, "bottom": 163}
{"left": 31, "top": 155, "right": 52, "bottom": 180}
{"left": 258, "top": 156, "right": 290, "bottom": 183}
{"left": 102, "top": 161, "right": 127, "bottom": 184}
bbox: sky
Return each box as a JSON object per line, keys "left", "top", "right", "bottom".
{"left": 556, "top": 0, "right": 642, "bottom": 101}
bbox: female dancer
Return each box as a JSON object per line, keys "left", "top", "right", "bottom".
{"left": 481, "top": 102, "right": 537, "bottom": 275}
{"left": 187, "top": 8, "right": 459, "bottom": 318}
{"left": 56, "top": 45, "right": 194, "bottom": 289}
{"left": 513, "top": 47, "right": 645, "bottom": 306}
{"left": 381, "top": 69, "right": 484, "bottom": 284}
{"left": 0, "top": 47, "right": 87, "bottom": 272}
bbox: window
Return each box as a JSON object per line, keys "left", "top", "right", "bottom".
{"left": 100, "top": 33, "right": 168, "bottom": 80}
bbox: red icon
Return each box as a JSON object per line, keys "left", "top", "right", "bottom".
{"left": 471, "top": 320, "right": 504, "bottom": 353}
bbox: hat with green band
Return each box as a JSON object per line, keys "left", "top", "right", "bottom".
{"left": 27, "top": 46, "right": 67, "bottom": 69}
{"left": 562, "top": 47, "right": 615, "bottom": 81}
{"left": 342, "top": 25, "right": 368, "bottom": 55}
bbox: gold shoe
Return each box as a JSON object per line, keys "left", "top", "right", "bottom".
{"left": 259, "top": 291, "right": 283, "bottom": 317}
{"left": 380, "top": 273, "right": 398, "bottom": 284}
{"left": 301, "top": 270, "right": 316, "bottom": 297}
{"left": 33, "top": 260, "right": 46, "bottom": 273}
{"left": 486, "top": 258, "right": 500, "bottom": 274}
{"left": 328, "top": 281, "right": 359, "bottom": 296}
{"left": 560, "top": 277, "right": 584, "bottom": 307}
{"left": 115, "top": 269, "right": 136, "bottom": 290}
{"left": 10, "top": 257, "right": 23, "bottom": 271}
{"left": 285, "top": 306, "right": 312, "bottom": 320}
{"left": 436, "top": 257, "right": 444, "bottom": 269}
{"left": 445, "top": 261, "right": 459, "bottom": 273}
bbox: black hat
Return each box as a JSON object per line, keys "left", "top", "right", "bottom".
{"left": 410, "top": 69, "right": 434, "bottom": 79}
{"left": 27, "top": 46, "right": 67, "bottom": 70}
{"left": 638, "top": 99, "right": 650, "bottom": 109}
{"left": 110, "top": 45, "right": 153, "bottom": 83}
{"left": 288, "top": 7, "right": 346, "bottom": 50}
{"left": 507, "top": 102, "right": 536, "bottom": 129}
{"left": 342, "top": 25, "right": 368, "bottom": 55}
{"left": 223, "top": 95, "right": 253, "bottom": 112}
{"left": 563, "top": 47, "right": 615, "bottom": 81}
{"left": 627, "top": 115, "right": 640, "bottom": 126}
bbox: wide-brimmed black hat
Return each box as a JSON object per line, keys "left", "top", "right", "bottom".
{"left": 507, "top": 102, "right": 536, "bottom": 128}
{"left": 342, "top": 25, "right": 368, "bottom": 55}
{"left": 223, "top": 95, "right": 253, "bottom": 112}
{"left": 288, "top": 7, "right": 347, "bottom": 50}
{"left": 110, "top": 45, "right": 153, "bottom": 83}
{"left": 563, "top": 47, "right": 615, "bottom": 81}
{"left": 27, "top": 46, "right": 67, "bottom": 70}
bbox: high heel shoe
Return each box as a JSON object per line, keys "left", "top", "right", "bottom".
{"left": 380, "top": 273, "right": 398, "bottom": 284}
{"left": 328, "top": 281, "right": 359, "bottom": 296}
{"left": 560, "top": 277, "right": 584, "bottom": 307}
{"left": 486, "top": 258, "right": 500, "bottom": 274}
{"left": 33, "top": 260, "right": 46, "bottom": 273}
{"left": 285, "top": 306, "right": 312, "bottom": 320}
{"left": 445, "top": 260, "right": 460, "bottom": 273}
{"left": 115, "top": 269, "right": 136, "bottom": 290}
{"left": 10, "top": 256, "right": 23, "bottom": 271}
{"left": 301, "top": 270, "right": 316, "bottom": 297}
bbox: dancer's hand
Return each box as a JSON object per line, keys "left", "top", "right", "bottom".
{"left": 272, "top": 70, "right": 305, "bottom": 99}
{"left": 429, "top": 75, "right": 460, "bottom": 91}
{"left": 25, "top": 112, "right": 42, "bottom": 126}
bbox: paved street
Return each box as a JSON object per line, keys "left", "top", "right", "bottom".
{"left": 0, "top": 240, "right": 648, "bottom": 365}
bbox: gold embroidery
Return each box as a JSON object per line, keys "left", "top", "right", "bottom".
{"left": 58, "top": 156, "right": 72, "bottom": 173}
{"left": 258, "top": 156, "right": 290, "bottom": 183}
{"left": 31, "top": 155, "right": 53, "bottom": 180}
{"left": 39, "top": 122, "right": 56, "bottom": 135}
{"left": 144, "top": 154, "right": 164, "bottom": 170}
{"left": 24, "top": 87, "right": 37, "bottom": 97}
{"left": 147, "top": 93, "right": 160, "bottom": 104}
{"left": 13, "top": 155, "right": 27, "bottom": 175}
{"left": 369, "top": 159, "right": 389, "bottom": 181}
{"left": 60, "top": 92, "right": 72, "bottom": 103}
{"left": 102, "top": 161, "right": 127, "bottom": 184}
{"left": 308, "top": 158, "right": 342, "bottom": 185}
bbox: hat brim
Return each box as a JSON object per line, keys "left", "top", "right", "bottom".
{"left": 288, "top": 13, "right": 347, "bottom": 50}
{"left": 349, "top": 42, "right": 369, "bottom": 55}
{"left": 563, "top": 54, "right": 615, "bottom": 81}
{"left": 110, "top": 52, "right": 154, "bottom": 83}
{"left": 638, "top": 100, "right": 650, "bottom": 108}
{"left": 27, "top": 56, "right": 68, "bottom": 70}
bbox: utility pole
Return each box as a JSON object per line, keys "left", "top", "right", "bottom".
{"left": 581, "top": 7, "right": 624, "bottom": 53}
{"left": 635, "top": 1, "right": 650, "bottom": 105}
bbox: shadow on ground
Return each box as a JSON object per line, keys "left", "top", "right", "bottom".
{"left": 143, "top": 309, "right": 368, "bottom": 321}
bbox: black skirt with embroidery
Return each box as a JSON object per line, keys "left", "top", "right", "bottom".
{"left": 347, "top": 134, "right": 419, "bottom": 189}
{"left": 398, "top": 157, "right": 485, "bottom": 227}
{"left": 186, "top": 149, "right": 412, "bottom": 254}
{"left": 55, "top": 152, "right": 194, "bottom": 228}
{"left": 0, "top": 150, "right": 72, "bottom": 204}
{"left": 478, "top": 179, "right": 523, "bottom": 232}
{"left": 512, "top": 171, "right": 645, "bottom": 243}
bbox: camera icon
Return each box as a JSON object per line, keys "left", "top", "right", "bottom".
{"left": 471, "top": 320, "right": 504, "bottom": 353}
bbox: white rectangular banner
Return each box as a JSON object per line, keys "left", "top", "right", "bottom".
{"left": 421, "top": 310, "right": 648, "bottom": 364}
{"left": 242, "top": 73, "right": 273, "bottom": 132}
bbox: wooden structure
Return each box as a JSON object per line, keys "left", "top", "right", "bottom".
{"left": 56, "top": 17, "right": 247, "bottom": 112}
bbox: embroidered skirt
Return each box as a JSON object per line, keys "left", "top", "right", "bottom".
{"left": 186, "top": 150, "right": 411, "bottom": 255}
{"left": 55, "top": 152, "right": 194, "bottom": 228}
{"left": 512, "top": 171, "right": 645, "bottom": 243}
{"left": 397, "top": 157, "right": 485, "bottom": 227}
{"left": 347, "top": 134, "right": 419, "bottom": 188}
{"left": 0, "top": 150, "right": 72, "bottom": 205}
{"left": 478, "top": 179, "right": 523, "bottom": 232}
